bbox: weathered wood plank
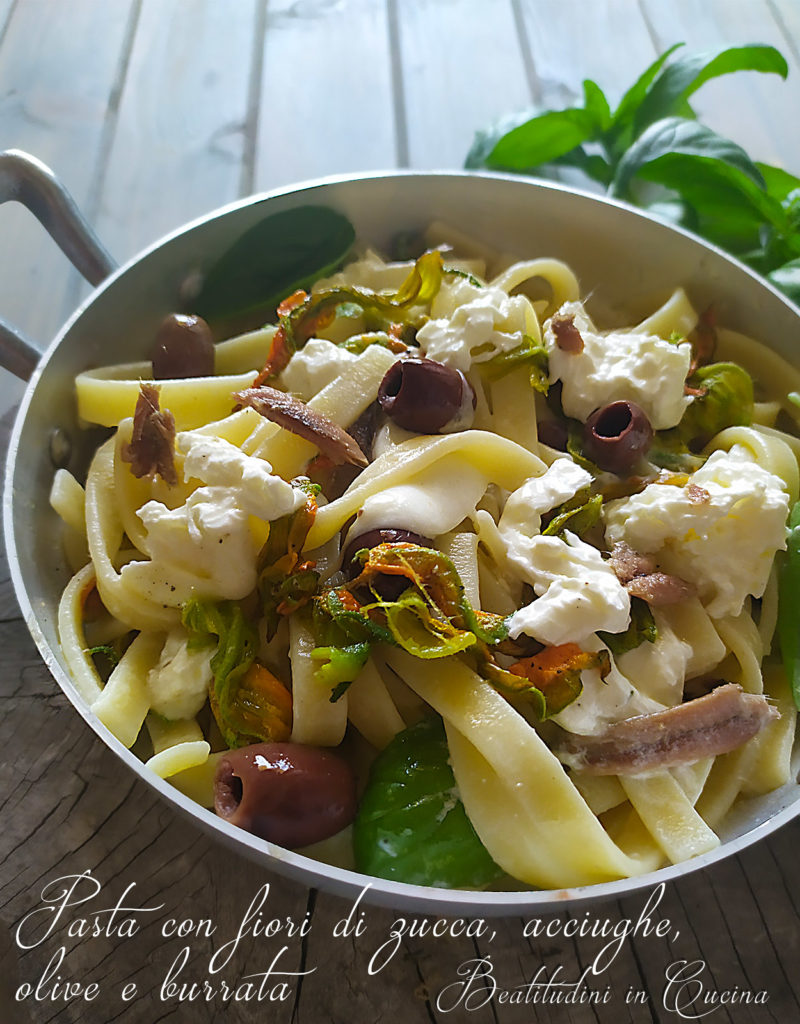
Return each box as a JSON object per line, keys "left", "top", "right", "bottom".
{"left": 392, "top": 0, "right": 532, "bottom": 170}
{"left": 515, "top": 0, "right": 657, "bottom": 111}
{"left": 2, "top": 4, "right": 800, "bottom": 1023}
{"left": 254, "top": 0, "right": 397, "bottom": 191}
{"left": 0, "top": 0, "right": 137, "bottom": 345}
{"left": 770, "top": 0, "right": 800, "bottom": 70}
{"left": 91, "top": 0, "right": 259, "bottom": 269}
{"left": 0, "top": 0, "right": 137, "bottom": 420}
{"left": 640, "top": 0, "right": 800, "bottom": 173}
{"left": 0, "top": 0, "right": 16, "bottom": 34}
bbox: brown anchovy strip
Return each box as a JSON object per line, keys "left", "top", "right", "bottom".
{"left": 625, "top": 571, "right": 696, "bottom": 605}
{"left": 558, "top": 683, "right": 778, "bottom": 775}
{"left": 120, "top": 382, "right": 178, "bottom": 485}
{"left": 234, "top": 386, "right": 368, "bottom": 468}
{"left": 608, "top": 541, "right": 694, "bottom": 605}
{"left": 687, "top": 483, "right": 711, "bottom": 505}
{"left": 550, "top": 313, "right": 584, "bottom": 353}
{"left": 608, "top": 541, "right": 656, "bottom": 583}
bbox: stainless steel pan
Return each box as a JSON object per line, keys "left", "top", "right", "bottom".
{"left": 3, "top": 150, "right": 800, "bottom": 914}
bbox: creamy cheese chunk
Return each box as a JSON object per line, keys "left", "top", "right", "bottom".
{"left": 136, "top": 488, "right": 261, "bottom": 600}
{"left": 552, "top": 635, "right": 665, "bottom": 735}
{"left": 278, "top": 338, "right": 359, "bottom": 401}
{"left": 147, "top": 628, "right": 212, "bottom": 720}
{"left": 416, "top": 284, "right": 530, "bottom": 372}
{"left": 506, "top": 531, "right": 630, "bottom": 645}
{"left": 179, "top": 434, "right": 304, "bottom": 520}
{"left": 131, "top": 434, "right": 306, "bottom": 602}
{"left": 604, "top": 446, "right": 789, "bottom": 618}
{"left": 499, "top": 458, "right": 592, "bottom": 557}
{"left": 545, "top": 300, "right": 692, "bottom": 430}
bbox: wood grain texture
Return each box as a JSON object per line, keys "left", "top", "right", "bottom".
{"left": 392, "top": 0, "right": 532, "bottom": 170}
{"left": 254, "top": 0, "right": 397, "bottom": 190}
{"left": 0, "top": 0, "right": 137, "bottom": 345}
{"left": 1, "top": 2, "right": 800, "bottom": 1021}
{"left": 640, "top": 0, "right": 800, "bottom": 172}
{"left": 515, "top": 0, "right": 658, "bottom": 111}
{"left": 91, "top": 0, "right": 259, "bottom": 268}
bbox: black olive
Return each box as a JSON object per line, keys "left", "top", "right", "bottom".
{"left": 214, "top": 742, "right": 356, "bottom": 849}
{"left": 583, "top": 400, "right": 653, "bottom": 475}
{"left": 341, "top": 527, "right": 433, "bottom": 570}
{"left": 537, "top": 418, "right": 568, "bottom": 451}
{"left": 151, "top": 313, "right": 214, "bottom": 379}
{"left": 342, "top": 527, "right": 433, "bottom": 600}
{"left": 378, "top": 357, "right": 474, "bottom": 433}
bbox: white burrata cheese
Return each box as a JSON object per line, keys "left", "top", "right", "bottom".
{"left": 416, "top": 284, "right": 530, "bottom": 373}
{"left": 604, "top": 446, "right": 790, "bottom": 618}
{"left": 147, "top": 628, "right": 213, "bottom": 720}
{"left": 277, "top": 338, "right": 359, "bottom": 401}
{"left": 179, "top": 434, "right": 304, "bottom": 520}
{"left": 131, "top": 434, "right": 305, "bottom": 602}
{"left": 499, "top": 458, "right": 592, "bottom": 559}
{"left": 551, "top": 635, "right": 665, "bottom": 735}
{"left": 545, "top": 300, "right": 692, "bottom": 430}
{"left": 616, "top": 610, "right": 691, "bottom": 707}
{"left": 136, "top": 487, "right": 260, "bottom": 600}
{"left": 505, "top": 531, "right": 630, "bottom": 646}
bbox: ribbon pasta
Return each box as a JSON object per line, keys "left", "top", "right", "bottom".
{"left": 50, "top": 231, "right": 800, "bottom": 894}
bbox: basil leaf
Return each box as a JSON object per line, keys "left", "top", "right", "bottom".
{"left": 194, "top": 205, "right": 355, "bottom": 324}
{"left": 611, "top": 119, "right": 787, "bottom": 246}
{"left": 756, "top": 162, "right": 800, "bottom": 202}
{"left": 611, "top": 118, "right": 768, "bottom": 198}
{"left": 610, "top": 42, "right": 685, "bottom": 151}
{"left": 353, "top": 717, "right": 503, "bottom": 888}
{"left": 464, "top": 108, "right": 538, "bottom": 169}
{"left": 632, "top": 44, "right": 788, "bottom": 138}
{"left": 644, "top": 197, "right": 698, "bottom": 232}
{"left": 477, "top": 107, "right": 597, "bottom": 172}
{"left": 767, "top": 258, "right": 800, "bottom": 305}
{"left": 582, "top": 78, "right": 611, "bottom": 132}
{"left": 551, "top": 146, "right": 613, "bottom": 187}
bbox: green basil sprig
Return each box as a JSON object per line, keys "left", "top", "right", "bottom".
{"left": 353, "top": 716, "right": 503, "bottom": 888}
{"left": 194, "top": 205, "right": 355, "bottom": 325}
{"left": 466, "top": 43, "right": 800, "bottom": 298}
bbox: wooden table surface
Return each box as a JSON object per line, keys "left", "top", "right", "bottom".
{"left": 1, "top": 2, "right": 800, "bottom": 1021}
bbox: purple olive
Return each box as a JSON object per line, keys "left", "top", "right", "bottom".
{"left": 378, "top": 357, "right": 474, "bottom": 433}
{"left": 341, "top": 527, "right": 433, "bottom": 570}
{"left": 537, "top": 418, "right": 568, "bottom": 451}
{"left": 342, "top": 527, "right": 433, "bottom": 599}
{"left": 214, "top": 742, "right": 356, "bottom": 849}
{"left": 151, "top": 313, "right": 214, "bottom": 379}
{"left": 583, "top": 400, "right": 653, "bottom": 475}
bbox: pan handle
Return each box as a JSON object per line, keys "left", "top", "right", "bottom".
{"left": 0, "top": 149, "right": 117, "bottom": 380}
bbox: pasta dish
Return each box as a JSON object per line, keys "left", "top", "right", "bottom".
{"left": 50, "top": 217, "right": 800, "bottom": 891}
